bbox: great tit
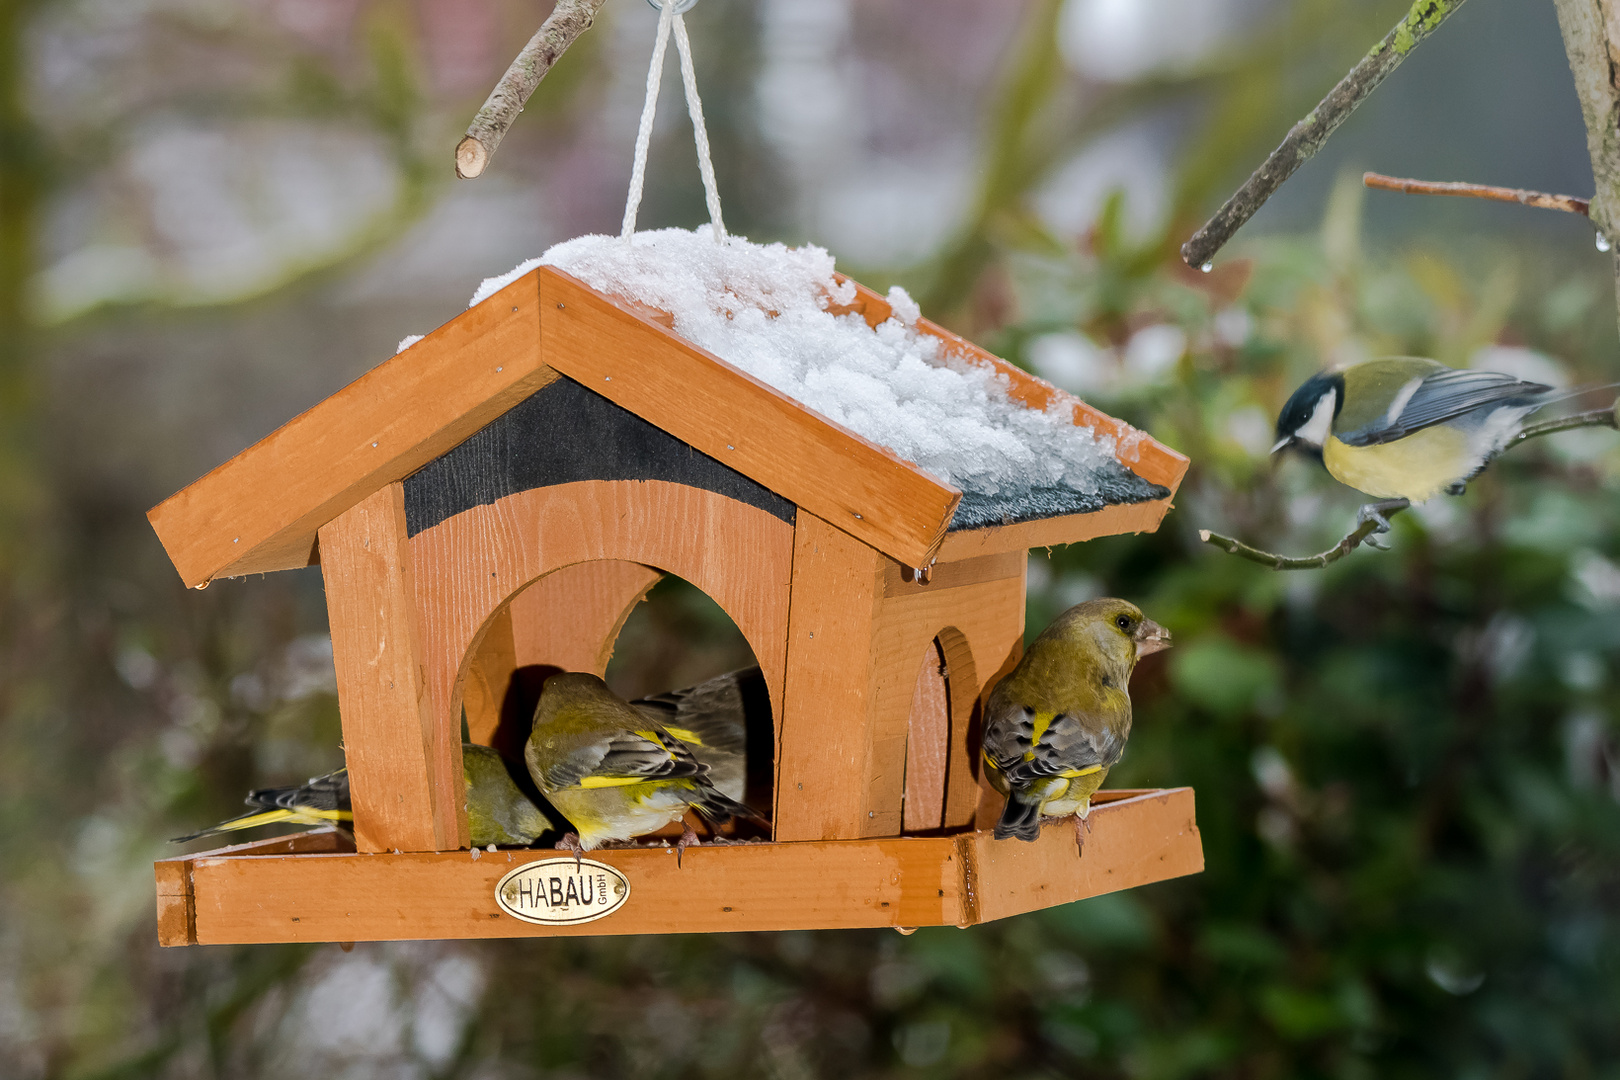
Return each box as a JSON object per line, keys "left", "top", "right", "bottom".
{"left": 170, "top": 743, "right": 561, "bottom": 848}
{"left": 526, "top": 671, "right": 761, "bottom": 853}
{"left": 982, "top": 598, "right": 1170, "bottom": 843}
{"left": 1272, "top": 356, "right": 1552, "bottom": 503}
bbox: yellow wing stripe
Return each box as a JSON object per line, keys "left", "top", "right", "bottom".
{"left": 197, "top": 806, "right": 351, "bottom": 833}
{"left": 1022, "top": 711, "right": 1058, "bottom": 762}
{"left": 210, "top": 810, "right": 296, "bottom": 833}
{"left": 570, "top": 729, "right": 691, "bottom": 790}
{"left": 662, "top": 726, "right": 704, "bottom": 746}
{"left": 1057, "top": 765, "right": 1102, "bottom": 779}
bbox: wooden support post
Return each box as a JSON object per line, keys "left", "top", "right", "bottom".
{"left": 776, "top": 514, "right": 886, "bottom": 840}
{"left": 321, "top": 484, "right": 467, "bottom": 852}
{"left": 776, "top": 514, "right": 1025, "bottom": 841}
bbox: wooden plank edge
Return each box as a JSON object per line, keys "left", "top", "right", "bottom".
{"left": 967, "top": 787, "right": 1203, "bottom": 925}
{"left": 159, "top": 828, "right": 354, "bottom": 946}
{"left": 154, "top": 858, "right": 196, "bottom": 947}
{"left": 147, "top": 273, "right": 550, "bottom": 588}
{"left": 173, "top": 791, "right": 1199, "bottom": 945}
{"left": 537, "top": 267, "right": 961, "bottom": 567}
{"left": 935, "top": 495, "right": 1175, "bottom": 561}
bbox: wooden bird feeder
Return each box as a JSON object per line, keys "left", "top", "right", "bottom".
{"left": 149, "top": 265, "right": 1202, "bottom": 946}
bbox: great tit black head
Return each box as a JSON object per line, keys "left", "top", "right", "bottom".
{"left": 1272, "top": 370, "right": 1345, "bottom": 461}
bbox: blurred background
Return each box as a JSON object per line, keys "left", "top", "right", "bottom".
{"left": 2, "top": 0, "right": 1619, "bottom": 1076}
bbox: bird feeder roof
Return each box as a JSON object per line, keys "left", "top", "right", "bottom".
{"left": 148, "top": 266, "right": 1187, "bottom": 588}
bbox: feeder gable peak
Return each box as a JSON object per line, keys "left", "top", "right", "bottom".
{"left": 148, "top": 265, "right": 1187, "bottom": 589}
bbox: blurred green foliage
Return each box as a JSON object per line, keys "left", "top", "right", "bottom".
{"left": 1, "top": 1, "right": 1618, "bottom": 1078}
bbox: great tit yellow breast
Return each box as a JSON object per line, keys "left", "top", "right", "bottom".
{"left": 1322, "top": 425, "right": 1471, "bottom": 502}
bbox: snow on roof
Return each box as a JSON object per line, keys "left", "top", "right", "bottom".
{"left": 470, "top": 228, "right": 1162, "bottom": 529}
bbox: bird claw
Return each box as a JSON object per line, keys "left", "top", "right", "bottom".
{"left": 554, "top": 832, "right": 585, "bottom": 867}
{"left": 1355, "top": 498, "right": 1410, "bottom": 538}
{"left": 675, "top": 824, "right": 701, "bottom": 868}
{"left": 1072, "top": 814, "right": 1092, "bottom": 858}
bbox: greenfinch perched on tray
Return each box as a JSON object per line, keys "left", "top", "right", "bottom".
{"left": 527, "top": 671, "right": 759, "bottom": 853}
{"left": 171, "top": 743, "right": 559, "bottom": 849}
{"left": 982, "top": 598, "right": 1170, "bottom": 843}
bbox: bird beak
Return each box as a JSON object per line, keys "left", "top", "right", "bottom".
{"left": 1134, "top": 619, "right": 1171, "bottom": 657}
{"left": 1270, "top": 435, "right": 1293, "bottom": 455}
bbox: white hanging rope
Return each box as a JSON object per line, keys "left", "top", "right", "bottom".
{"left": 620, "top": 0, "right": 674, "bottom": 239}
{"left": 672, "top": 13, "right": 726, "bottom": 241}
{"left": 621, "top": 0, "right": 726, "bottom": 242}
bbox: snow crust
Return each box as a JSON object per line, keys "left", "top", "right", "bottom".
{"left": 469, "top": 228, "right": 1162, "bottom": 523}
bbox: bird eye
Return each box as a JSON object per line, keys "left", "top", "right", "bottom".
{"left": 1115, "top": 614, "right": 1132, "bottom": 631}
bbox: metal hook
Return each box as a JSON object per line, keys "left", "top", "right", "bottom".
{"left": 646, "top": 0, "right": 699, "bottom": 12}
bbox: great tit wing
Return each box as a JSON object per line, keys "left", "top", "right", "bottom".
{"left": 540, "top": 726, "right": 708, "bottom": 791}
{"left": 1338, "top": 368, "right": 1548, "bottom": 447}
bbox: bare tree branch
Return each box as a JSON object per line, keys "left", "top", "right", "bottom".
{"left": 1200, "top": 515, "right": 1396, "bottom": 570}
{"left": 1201, "top": 404, "right": 1620, "bottom": 569}
{"left": 1513, "top": 404, "right": 1618, "bottom": 443}
{"left": 1363, "top": 171, "right": 1591, "bottom": 216}
{"left": 1180, "top": 0, "right": 1469, "bottom": 269}
{"left": 456, "top": 0, "right": 609, "bottom": 179}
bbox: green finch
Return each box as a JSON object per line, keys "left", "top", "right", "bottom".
{"left": 171, "top": 743, "right": 559, "bottom": 848}
{"left": 526, "top": 671, "right": 759, "bottom": 854}
{"left": 461, "top": 742, "right": 564, "bottom": 847}
{"left": 631, "top": 665, "right": 770, "bottom": 805}
{"left": 982, "top": 598, "right": 1170, "bottom": 843}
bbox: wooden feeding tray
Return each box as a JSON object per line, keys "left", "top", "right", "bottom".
{"left": 157, "top": 790, "right": 1198, "bottom": 944}
{"left": 149, "top": 264, "right": 1198, "bottom": 945}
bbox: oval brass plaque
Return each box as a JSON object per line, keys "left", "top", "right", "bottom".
{"left": 495, "top": 858, "right": 630, "bottom": 925}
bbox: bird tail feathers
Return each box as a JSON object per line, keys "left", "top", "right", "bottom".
{"left": 1528, "top": 379, "right": 1620, "bottom": 411}
{"left": 994, "top": 796, "right": 1043, "bottom": 843}
{"left": 169, "top": 807, "right": 352, "bottom": 844}
{"left": 691, "top": 787, "right": 767, "bottom": 827}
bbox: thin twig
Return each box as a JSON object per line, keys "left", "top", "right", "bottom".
{"left": 1201, "top": 404, "right": 1620, "bottom": 569}
{"left": 1199, "top": 517, "right": 1392, "bottom": 570}
{"left": 1181, "top": 0, "right": 1468, "bottom": 269}
{"left": 1364, "top": 172, "right": 1590, "bottom": 215}
{"left": 1513, "top": 404, "right": 1618, "bottom": 442}
{"left": 456, "top": 0, "right": 610, "bottom": 179}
